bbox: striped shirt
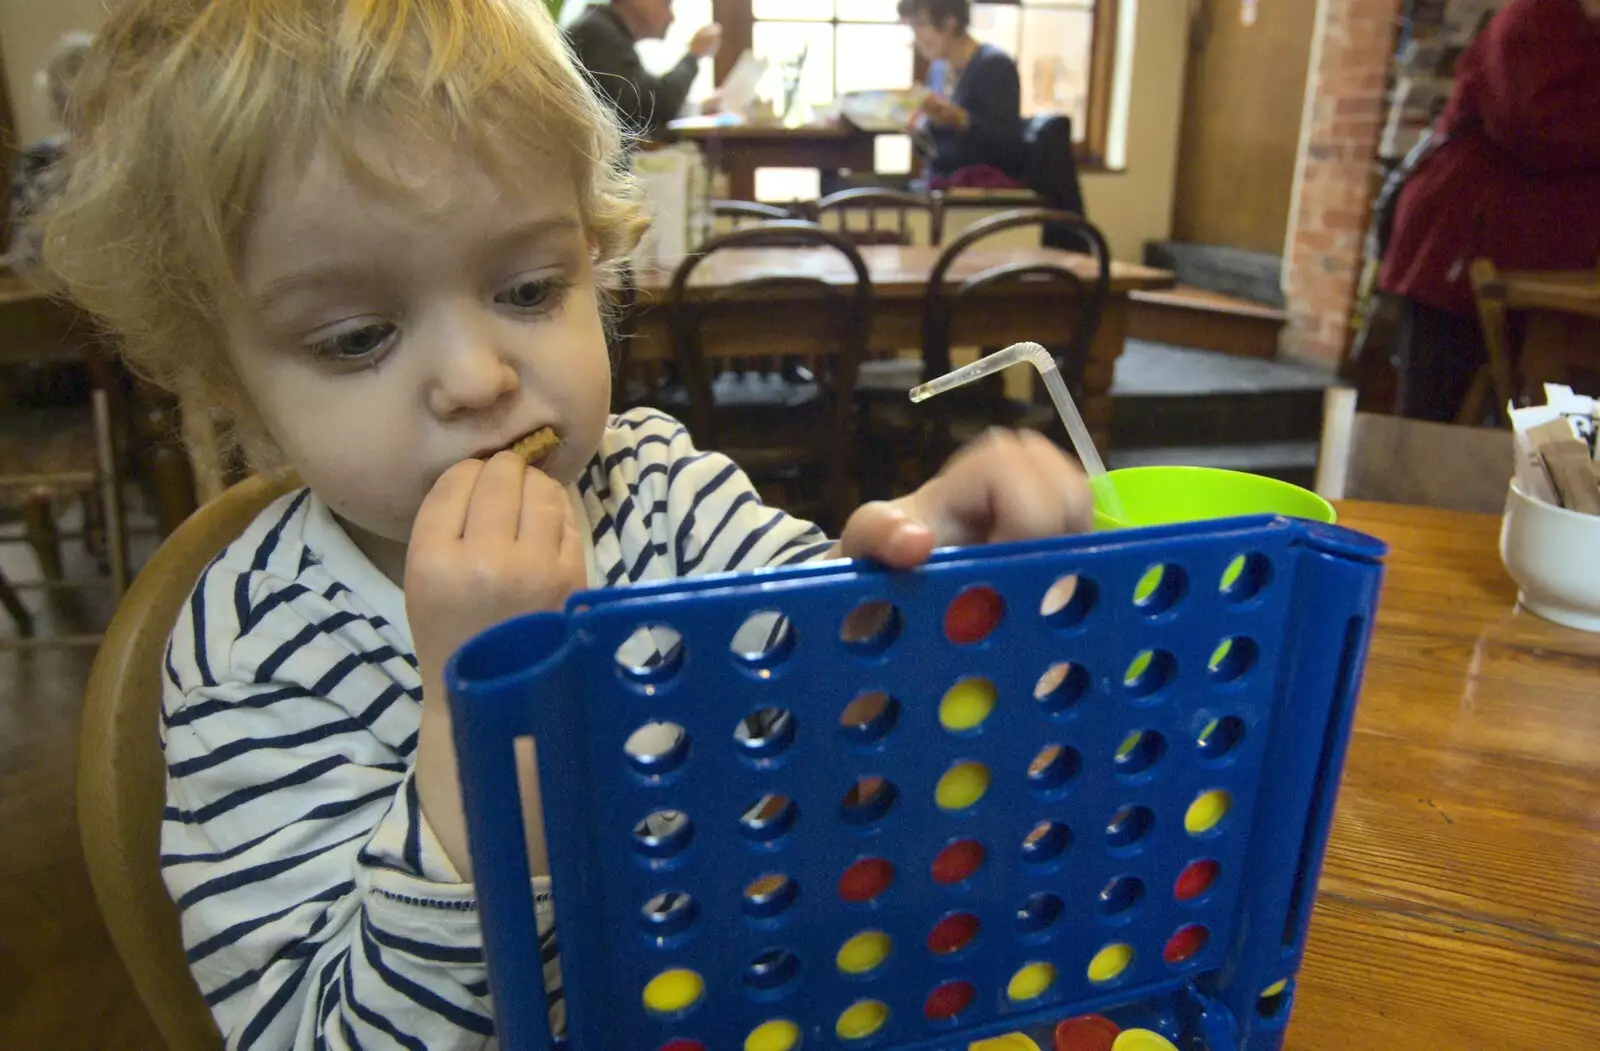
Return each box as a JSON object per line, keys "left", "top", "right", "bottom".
{"left": 160, "top": 409, "right": 833, "bottom": 1050}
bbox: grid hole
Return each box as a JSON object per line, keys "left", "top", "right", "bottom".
{"left": 1197, "top": 715, "right": 1246, "bottom": 759}
{"left": 734, "top": 707, "right": 796, "bottom": 759}
{"left": 1035, "top": 661, "right": 1090, "bottom": 714}
{"left": 742, "top": 873, "right": 799, "bottom": 918}
{"left": 1133, "top": 563, "right": 1188, "bottom": 615}
{"left": 639, "top": 891, "right": 698, "bottom": 940}
{"left": 624, "top": 722, "right": 690, "bottom": 778}
{"left": 1027, "top": 743, "right": 1082, "bottom": 793}
{"left": 738, "top": 794, "right": 798, "bottom": 842}
{"left": 1020, "top": 819, "right": 1072, "bottom": 865}
{"left": 840, "top": 600, "right": 902, "bottom": 655}
{"left": 839, "top": 690, "right": 899, "bottom": 744}
{"left": 1123, "top": 649, "right": 1176, "bottom": 699}
{"left": 840, "top": 776, "right": 898, "bottom": 825}
{"left": 730, "top": 611, "right": 795, "bottom": 673}
{"left": 1097, "top": 875, "right": 1145, "bottom": 917}
{"left": 1113, "top": 730, "right": 1167, "bottom": 778}
{"left": 615, "top": 625, "right": 685, "bottom": 685}
{"left": 1106, "top": 805, "right": 1155, "bottom": 849}
{"left": 632, "top": 810, "right": 693, "bottom": 858}
{"left": 1041, "top": 574, "right": 1098, "bottom": 628}
{"left": 1221, "top": 553, "right": 1272, "bottom": 602}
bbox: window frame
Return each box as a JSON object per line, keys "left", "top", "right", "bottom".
{"left": 712, "top": 0, "right": 1120, "bottom": 167}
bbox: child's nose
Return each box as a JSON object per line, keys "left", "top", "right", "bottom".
{"left": 427, "top": 329, "right": 520, "bottom": 418}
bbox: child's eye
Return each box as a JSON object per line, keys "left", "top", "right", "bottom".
{"left": 306, "top": 322, "right": 397, "bottom": 366}
{"left": 495, "top": 276, "right": 571, "bottom": 313}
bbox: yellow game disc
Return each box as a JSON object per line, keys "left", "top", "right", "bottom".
{"left": 1112, "top": 1030, "right": 1180, "bottom": 1051}
{"left": 1261, "top": 979, "right": 1288, "bottom": 998}
{"left": 1185, "top": 789, "right": 1232, "bottom": 835}
{"left": 1087, "top": 942, "right": 1134, "bottom": 984}
{"left": 641, "top": 968, "right": 704, "bottom": 1015}
{"left": 745, "top": 1018, "right": 800, "bottom": 1051}
{"left": 836, "top": 1000, "right": 889, "bottom": 1041}
{"left": 936, "top": 761, "right": 991, "bottom": 811}
{"left": 971, "top": 1034, "right": 1042, "bottom": 1051}
{"left": 1006, "top": 961, "right": 1057, "bottom": 1002}
{"left": 939, "top": 678, "right": 997, "bottom": 732}
{"left": 836, "top": 930, "right": 892, "bottom": 975}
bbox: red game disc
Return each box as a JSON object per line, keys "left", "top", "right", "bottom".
{"left": 944, "top": 586, "right": 1005, "bottom": 645}
{"left": 837, "top": 857, "right": 894, "bottom": 903}
{"left": 1054, "top": 1014, "right": 1121, "bottom": 1051}
{"left": 1174, "top": 858, "right": 1221, "bottom": 902}
{"left": 923, "top": 980, "right": 976, "bottom": 1021}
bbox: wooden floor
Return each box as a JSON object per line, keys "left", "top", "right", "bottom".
{"left": 0, "top": 518, "right": 163, "bottom": 1049}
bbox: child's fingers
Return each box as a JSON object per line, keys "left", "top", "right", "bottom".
{"left": 1017, "top": 430, "right": 1094, "bottom": 533}
{"left": 463, "top": 451, "right": 528, "bottom": 539}
{"left": 411, "top": 459, "right": 485, "bottom": 543}
{"left": 516, "top": 468, "right": 572, "bottom": 544}
{"left": 837, "top": 501, "right": 936, "bottom": 568}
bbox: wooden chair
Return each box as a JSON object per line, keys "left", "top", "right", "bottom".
{"left": 1464, "top": 259, "right": 1600, "bottom": 424}
{"left": 858, "top": 208, "right": 1112, "bottom": 481}
{"left": 78, "top": 472, "right": 298, "bottom": 1051}
{"left": 813, "top": 188, "right": 944, "bottom": 247}
{"left": 667, "top": 222, "right": 872, "bottom": 532}
{"left": 711, "top": 199, "right": 796, "bottom": 230}
{"left": 1316, "top": 387, "right": 1512, "bottom": 513}
{"left": 0, "top": 386, "right": 126, "bottom": 639}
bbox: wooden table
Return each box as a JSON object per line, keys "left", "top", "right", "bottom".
{"left": 627, "top": 244, "right": 1175, "bottom": 452}
{"left": 1287, "top": 502, "right": 1599, "bottom": 1050}
{"left": 663, "top": 117, "right": 879, "bottom": 201}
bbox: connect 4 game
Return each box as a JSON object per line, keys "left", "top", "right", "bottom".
{"left": 446, "top": 513, "right": 1386, "bottom": 1051}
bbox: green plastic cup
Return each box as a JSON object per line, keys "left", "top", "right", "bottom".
{"left": 1092, "top": 466, "right": 1336, "bottom": 531}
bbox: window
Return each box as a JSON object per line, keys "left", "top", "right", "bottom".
{"left": 721, "top": 0, "right": 1119, "bottom": 164}
{"left": 970, "top": 1, "right": 1102, "bottom": 140}
{"left": 750, "top": 0, "right": 916, "bottom": 112}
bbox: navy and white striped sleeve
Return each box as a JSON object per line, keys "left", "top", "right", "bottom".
{"left": 159, "top": 506, "right": 519, "bottom": 1051}
{"left": 601, "top": 409, "right": 837, "bottom": 578}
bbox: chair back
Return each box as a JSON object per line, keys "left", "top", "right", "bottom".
{"left": 1468, "top": 258, "right": 1600, "bottom": 424}
{"left": 1316, "top": 387, "right": 1513, "bottom": 513}
{"left": 814, "top": 188, "right": 944, "bottom": 246}
{"left": 78, "top": 472, "right": 300, "bottom": 1051}
{"left": 668, "top": 222, "right": 872, "bottom": 530}
{"left": 1023, "top": 115, "right": 1089, "bottom": 248}
{"left": 711, "top": 199, "right": 796, "bottom": 231}
{"left": 924, "top": 207, "right": 1111, "bottom": 379}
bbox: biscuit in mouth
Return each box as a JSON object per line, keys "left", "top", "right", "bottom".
{"left": 511, "top": 427, "right": 561, "bottom": 466}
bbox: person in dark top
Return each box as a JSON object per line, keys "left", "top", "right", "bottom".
{"left": 899, "top": 0, "right": 1026, "bottom": 184}
{"left": 1378, "top": 0, "right": 1600, "bottom": 420}
{"left": 566, "top": 1, "right": 721, "bottom": 137}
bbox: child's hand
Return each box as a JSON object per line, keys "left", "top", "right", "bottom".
{"left": 837, "top": 429, "right": 1093, "bottom": 568}
{"left": 406, "top": 451, "right": 586, "bottom": 673}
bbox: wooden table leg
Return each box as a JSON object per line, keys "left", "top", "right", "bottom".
{"left": 1080, "top": 297, "right": 1130, "bottom": 457}
{"left": 21, "top": 493, "right": 63, "bottom": 581}
{"left": 0, "top": 570, "right": 32, "bottom": 637}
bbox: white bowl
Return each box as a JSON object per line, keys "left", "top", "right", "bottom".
{"left": 1500, "top": 479, "right": 1600, "bottom": 632}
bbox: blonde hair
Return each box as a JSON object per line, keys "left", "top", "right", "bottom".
{"left": 44, "top": 0, "right": 643, "bottom": 431}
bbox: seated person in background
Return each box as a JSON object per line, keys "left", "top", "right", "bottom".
{"left": 566, "top": 0, "right": 722, "bottom": 136}
{"left": 8, "top": 30, "right": 93, "bottom": 278}
{"left": 1378, "top": 0, "right": 1600, "bottom": 421}
{"left": 899, "top": 0, "right": 1027, "bottom": 187}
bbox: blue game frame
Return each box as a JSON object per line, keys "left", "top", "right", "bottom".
{"left": 447, "top": 515, "right": 1386, "bottom": 1051}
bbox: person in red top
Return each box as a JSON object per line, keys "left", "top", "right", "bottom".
{"left": 1379, "top": 0, "right": 1600, "bottom": 420}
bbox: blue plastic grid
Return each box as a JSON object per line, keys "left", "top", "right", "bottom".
{"left": 447, "top": 515, "right": 1386, "bottom": 1051}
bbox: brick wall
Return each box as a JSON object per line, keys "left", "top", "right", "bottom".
{"left": 1284, "top": 0, "right": 1401, "bottom": 368}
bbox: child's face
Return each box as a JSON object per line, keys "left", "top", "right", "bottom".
{"left": 225, "top": 131, "right": 612, "bottom": 548}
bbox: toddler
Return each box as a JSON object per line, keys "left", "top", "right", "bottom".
{"left": 46, "top": 1, "right": 1093, "bottom": 1047}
